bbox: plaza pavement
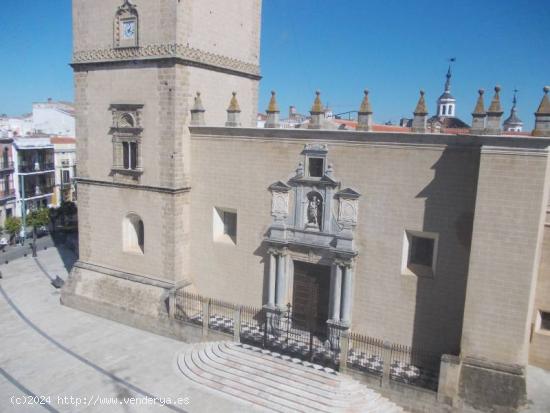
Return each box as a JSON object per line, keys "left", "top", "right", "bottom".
{"left": 0, "top": 245, "right": 549, "bottom": 413}
{"left": 0, "top": 246, "right": 265, "bottom": 413}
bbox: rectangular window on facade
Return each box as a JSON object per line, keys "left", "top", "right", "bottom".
{"left": 62, "top": 170, "right": 70, "bottom": 184}
{"left": 122, "top": 141, "right": 138, "bottom": 170}
{"left": 540, "top": 311, "right": 550, "bottom": 332}
{"left": 402, "top": 230, "right": 438, "bottom": 278}
{"left": 123, "top": 142, "right": 129, "bottom": 169}
{"left": 213, "top": 207, "right": 237, "bottom": 245}
{"left": 308, "top": 157, "right": 324, "bottom": 178}
{"left": 130, "top": 142, "right": 138, "bottom": 170}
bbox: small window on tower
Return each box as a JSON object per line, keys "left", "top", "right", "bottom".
{"left": 308, "top": 157, "right": 324, "bottom": 178}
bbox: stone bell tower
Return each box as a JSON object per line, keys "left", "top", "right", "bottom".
{"left": 62, "top": 0, "right": 262, "bottom": 332}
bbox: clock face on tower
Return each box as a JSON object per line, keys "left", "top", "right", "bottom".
{"left": 122, "top": 20, "right": 136, "bottom": 39}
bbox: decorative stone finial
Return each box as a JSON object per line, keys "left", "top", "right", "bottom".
{"left": 414, "top": 90, "right": 428, "bottom": 116}
{"left": 485, "top": 85, "right": 503, "bottom": 134}
{"left": 311, "top": 90, "right": 324, "bottom": 114}
{"left": 487, "top": 85, "right": 503, "bottom": 115}
{"left": 412, "top": 90, "right": 428, "bottom": 133}
{"left": 533, "top": 86, "right": 550, "bottom": 137}
{"left": 265, "top": 90, "right": 281, "bottom": 128}
{"left": 227, "top": 91, "right": 241, "bottom": 112}
{"left": 267, "top": 91, "right": 279, "bottom": 113}
{"left": 470, "top": 89, "right": 487, "bottom": 134}
{"left": 225, "top": 92, "right": 241, "bottom": 127}
{"left": 536, "top": 86, "right": 550, "bottom": 115}
{"left": 359, "top": 90, "right": 372, "bottom": 114}
{"left": 473, "top": 89, "right": 486, "bottom": 115}
{"left": 308, "top": 90, "right": 324, "bottom": 129}
{"left": 357, "top": 89, "right": 373, "bottom": 132}
{"left": 190, "top": 91, "right": 205, "bottom": 126}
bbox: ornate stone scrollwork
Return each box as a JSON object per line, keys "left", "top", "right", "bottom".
{"left": 73, "top": 44, "right": 261, "bottom": 79}
{"left": 269, "top": 181, "right": 291, "bottom": 224}
{"left": 336, "top": 188, "right": 360, "bottom": 228}
{"left": 114, "top": 0, "right": 139, "bottom": 49}
{"left": 266, "top": 145, "right": 361, "bottom": 255}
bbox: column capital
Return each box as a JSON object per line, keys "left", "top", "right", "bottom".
{"left": 334, "top": 258, "right": 353, "bottom": 268}
{"left": 267, "top": 247, "right": 279, "bottom": 256}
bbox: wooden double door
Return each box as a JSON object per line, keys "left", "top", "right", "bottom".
{"left": 292, "top": 261, "right": 330, "bottom": 331}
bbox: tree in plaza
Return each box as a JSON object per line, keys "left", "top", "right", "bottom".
{"left": 4, "top": 217, "right": 21, "bottom": 244}
{"left": 27, "top": 208, "right": 50, "bottom": 257}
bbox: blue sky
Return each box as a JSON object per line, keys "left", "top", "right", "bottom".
{"left": 1, "top": 0, "right": 548, "bottom": 129}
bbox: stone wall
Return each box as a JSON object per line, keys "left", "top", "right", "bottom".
{"left": 189, "top": 129, "right": 483, "bottom": 357}
{"left": 76, "top": 182, "right": 190, "bottom": 284}
{"left": 530, "top": 201, "right": 550, "bottom": 369}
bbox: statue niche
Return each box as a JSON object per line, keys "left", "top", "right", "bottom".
{"left": 305, "top": 191, "right": 323, "bottom": 231}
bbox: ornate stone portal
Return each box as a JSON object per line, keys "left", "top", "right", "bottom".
{"left": 265, "top": 144, "right": 361, "bottom": 348}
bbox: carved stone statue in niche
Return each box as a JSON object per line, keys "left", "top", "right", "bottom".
{"left": 306, "top": 192, "right": 323, "bottom": 231}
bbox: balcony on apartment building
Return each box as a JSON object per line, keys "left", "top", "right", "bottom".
{"left": 0, "top": 189, "right": 16, "bottom": 202}
{"left": 18, "top": 161, "right": 55, "bottom": 174}
{"left": 0, "top": 159, "right": 14, "bottom": 172}
{"left": 20, "top": 185, "right": 54, "bottom": 200}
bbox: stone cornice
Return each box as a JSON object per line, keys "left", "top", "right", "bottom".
{"left": 480, "top": 146, "right": 549, "bottom": 157}
{"left": 72, "top": 44, "right": 261, "bottom": 80}
{"left": 190, "top": 126, "right": 550, "bottom": 152}
{"left": 75, "top": 260, "right": 174, "bottom": 290}
{"left": 76, "top": 177, "right": 191, "bottom": 194}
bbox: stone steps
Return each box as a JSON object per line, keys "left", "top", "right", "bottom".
{"left": 176, "top": 342, "right": 405, "bottom": 413}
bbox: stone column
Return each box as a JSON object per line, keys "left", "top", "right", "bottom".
{"left": 341, "top": 264, "right": 353, "bottom": 325}
{"left": 330, "top": 262, "right": 342, "bottom": 321}
{"left": 275, "top": 252, "right": 286, "bottom": 309}
{"left": 268, "top": 250, "right": 276, "bottom": 307}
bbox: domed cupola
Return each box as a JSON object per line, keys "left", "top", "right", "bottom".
{"left": 437, "top": 64, "right": 457, "bottom": 117}
{"left": 503, "top": 89, "right": 524, "bottom": 132}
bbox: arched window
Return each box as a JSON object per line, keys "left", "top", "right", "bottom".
{"left": 123, "top": 213, "right": 144, "bottom": 254}
{"left": 118, "top": 113, "right": 135, "bottom": 128}
{"left": 448, "top": 105, "right": 453, "bottom": 116}
{"left": 442, "top": 105, "right": 446, "bottom": 116}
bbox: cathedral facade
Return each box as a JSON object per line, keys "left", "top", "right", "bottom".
{"left": 62, "top": 1, "right": 550, "bottom": 412}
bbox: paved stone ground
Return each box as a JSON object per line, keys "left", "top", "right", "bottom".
{"left": 0, "top": 247, "right": 265, "bottom": 413}
{"left": 0, "top": 246, "right": 549, "bottom": 413}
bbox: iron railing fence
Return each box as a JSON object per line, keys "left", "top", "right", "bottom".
{"left": 347, "top": 332, "right": 385, "bottom": 377}
{"left": 174, "top": 290, "right": 203, "bottom": 326}
{"left": 239, "top": 305, "right": 265, "bottom": 346}
{"left": 389, "top": 343, "right": 441, "bottom": 391}
{"left": 208, "top": 298, "right": 236, "bottom": 334}
{"left": 172, "top": 291, "right": 442, "bottom": 391}
{"left": 260, "top": 306, "right": 341, "bottom": 369}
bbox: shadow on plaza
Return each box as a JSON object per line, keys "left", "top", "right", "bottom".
{"left": 51, "top": 231, "right": 78, "bottom": 274}
{"left": 411, "top": 147, "right": 480, "bottom": 358}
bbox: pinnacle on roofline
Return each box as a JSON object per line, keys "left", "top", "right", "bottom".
{"left": 310, "top": 90, "right": 324, "bottom": 114}
{"left": 487, "top": 85, "right": 503, "bottom": 115}
{"left": 267, "top": 90, "right": 279, "bottom": 113}
{"left": 359, "top": 89, "right": 372, "bottom": 114}
{"left": 472, "top": 89, "right": 486, "bottom": 116}
{"left": 414, "top": 90, "right": 428, "bottom": 115}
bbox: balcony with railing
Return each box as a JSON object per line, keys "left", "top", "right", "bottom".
{"left": 20, "top": 185, "right": 54, "bottom": 200}
{"left": 18, "top": 162, "right": 56, "bottom": 174}
{"left": 0, "top": 189, "right": 15, "bottom": 201}
{"left": 0, "top": 160, "right": 14, "bottom": 172}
